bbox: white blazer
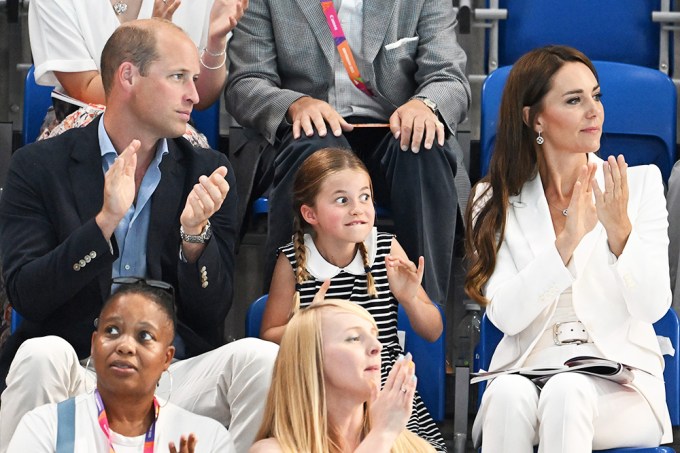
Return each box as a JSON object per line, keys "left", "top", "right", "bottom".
{"left": 479, "top": 154, "right": 672, "bottom": 443}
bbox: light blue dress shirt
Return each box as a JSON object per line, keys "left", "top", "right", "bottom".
{"left": 98, "top": 116, "right": 168, "bottom": 281}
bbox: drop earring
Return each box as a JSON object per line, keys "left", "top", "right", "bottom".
{"left": 536, "top": 131, "right": 544, "bottom": 145}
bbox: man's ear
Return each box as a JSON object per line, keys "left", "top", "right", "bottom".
{"left": 118, "top": 62, "right": 137, "bottom": 90}
{"left": 300, "top": 204, "right": 318, "bottom": 225}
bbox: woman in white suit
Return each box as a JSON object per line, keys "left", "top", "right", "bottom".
{"left": 465, "top": 45, "right": 672, "bottom": 452}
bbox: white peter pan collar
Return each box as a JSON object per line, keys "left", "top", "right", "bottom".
{"left": 304, "top": 227, "right": 378, "bottom": 280}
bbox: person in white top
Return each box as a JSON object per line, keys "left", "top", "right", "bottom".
{"left": 8, "top": 280, "right": 235, "bottom": 452}
{"left": 29, "top": 0, "right": 245, "bottom": 109}
{"left": 465, "top": 45, "right": 672, "bottom": 451}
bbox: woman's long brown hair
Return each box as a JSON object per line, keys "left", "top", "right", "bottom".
{"left": 464, "top": 45, "right": 597, "bottom": 305}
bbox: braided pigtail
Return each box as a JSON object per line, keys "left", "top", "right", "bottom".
{"left": 358, "top": 242, "right": 377, "bottom": 298}
{"left": 292, "top": 216, "right": 311, "bottom": 313}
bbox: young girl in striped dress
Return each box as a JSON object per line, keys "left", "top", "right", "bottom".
{"left": 262, "top": 147, "right": 446, "bottom": 451}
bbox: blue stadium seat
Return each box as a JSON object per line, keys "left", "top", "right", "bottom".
{"left": 474, "top": 309, "right": 680, "bottom": 452}
{"left": 22, "top": 65, "right": 54, "bottom": 146}
{"left": 245, "top": 295, "right": 446, "bottom": 421}
{"left": 480, "top": 61, "right": 677, "bottom": 181}
{"left": 494, "top": 0, "right": 666, "bottom": 71}
{"left": 191, "top": 101, "right": 221, "bottom": 150}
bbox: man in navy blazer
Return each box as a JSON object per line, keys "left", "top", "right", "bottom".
{"left": 0, "top": 18, "right": 276, "bottom": 453}
{"left": 226, "top": 0, "right": 471, "bottom": 303}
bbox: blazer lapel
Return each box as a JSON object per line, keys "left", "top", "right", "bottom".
{"left": 146, "top": 140, "right": 186, "bottom": 279}
{"left": 69, "top": 121, "right": 105, "bottom": 223}
{"left": 362, "top": 0, "right": 397, "bottom": 62}
{"left": 509, "top": 173, "right": 556, "bottom": 259}
{"left": 295, "top": 0, "right": 336, "bottom": 68}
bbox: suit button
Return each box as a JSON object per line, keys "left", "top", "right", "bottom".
{"left": 89, "top": 251, "right": 97, "bottom": 259}
{"left": 73, "top": 263, "right": 81, "bottom": 271}
{"left": 79, "top": 259, "right": 86, "bottom": 267}
{"left": 201, "top": 281, "right": 209, "bottom": 288}
{"left": 84, "top": 255, "right": 91, "bottom": 263}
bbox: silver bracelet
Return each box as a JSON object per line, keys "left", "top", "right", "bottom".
{"left": 203, "top": 46, "right": 226, "bottom": 57}
{"left": 200, "top": 48, "right": 227, "bottom": 70}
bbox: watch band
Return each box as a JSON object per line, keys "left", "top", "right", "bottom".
{"left": 180, "top": 220, "right": 212, "bottom": 244}
{"left": 412, "top": 95, "right": 438, "bottom": 115}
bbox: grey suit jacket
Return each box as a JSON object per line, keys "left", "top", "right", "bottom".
{"left": 225, "top": 0, "right": 471, "bottom": 144}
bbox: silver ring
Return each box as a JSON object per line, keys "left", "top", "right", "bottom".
{"left": 400, "top": 385, "right": 408, "bottom": 393}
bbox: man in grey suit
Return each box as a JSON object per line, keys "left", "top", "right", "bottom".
{"left": 225, "top": 0, "right": 470, "bottom": 304}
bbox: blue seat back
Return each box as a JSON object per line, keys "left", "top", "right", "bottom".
{"left": 397, "top": 303, "right": 446, "bottom": 422}
{"left": 480, "top": 61, "right": 677, "bottom": 182}
{"left": 494, "top": 0, "right": 663, "bottom": 70}
{"left": 475, "top": 309, "right": 680, "bottom": 451}
{"left": 191, "top": 102, "right": 220, "bottom": 150}
{"left": 245, "top": 295, "right": 446, "bottom": 421}
{"left": 245, "top": 294, "right": 268, "bottom": 338}
{"left": 22, "top": 65, "right": 54, "bottom": 146}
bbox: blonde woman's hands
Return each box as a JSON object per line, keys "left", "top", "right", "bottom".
{"left": 152, "top": 0, "right": 181, "bottom": 19}
{"left": 369, "top": 353, "right": 416, "bottom": 439}
{"left": 591, "top": 154, "right": 631, "bottom": 256}
{"left": 169, "top": 433, "right": 197, "bottom": 453}
{"left": 385, "top": 255, "right": 424, "bottom": 307}
{"left": 555, "top": 163, "right": 598, "bottom": 264}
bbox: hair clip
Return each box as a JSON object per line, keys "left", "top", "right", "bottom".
{"left": 364, "top": 266, "right": 371, "bottom": 274}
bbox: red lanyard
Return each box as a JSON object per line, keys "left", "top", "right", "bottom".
{"left": 320, "top": 0, "right": 375, "bottom": 97}
{"left": 94, "top": 389, "right": 159, "bottom": 453}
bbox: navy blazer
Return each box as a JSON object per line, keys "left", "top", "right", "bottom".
{"left": 0, "top": 118, "right": 238, "bottom": 384}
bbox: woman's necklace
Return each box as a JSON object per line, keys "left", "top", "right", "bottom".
{"left": 548, "top": 202, "right": 569, "bottom": 217}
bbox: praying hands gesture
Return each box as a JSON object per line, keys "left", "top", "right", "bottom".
{"left": 356, "top": 354, "right": 416, "bottom": 453}
{"left": 592, "top": 154, "right": 631, "bottom": 256}
{"left": 555, "top": 163, "right": 598, "bottom": 264}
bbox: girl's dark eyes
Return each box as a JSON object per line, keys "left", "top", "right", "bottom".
{"left": 335, "top": 196, "right": 349, "bottom": 204}
{"left": 359, "top": 193, "right": 371, "bottom": 202}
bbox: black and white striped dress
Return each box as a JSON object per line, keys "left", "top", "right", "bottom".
{"left": 280, "top": 228, "right": 446, "bottom": 452}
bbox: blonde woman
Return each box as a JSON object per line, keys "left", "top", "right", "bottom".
{"left": 251, "top": 299, "right": 435, "bottom": 453}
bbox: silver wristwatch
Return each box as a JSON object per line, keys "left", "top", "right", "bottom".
{"left": 412, "top": 95, "right": 439, "bottom": 116}
{"left": 180, "top": 220, "right": 212, "bottom": 244}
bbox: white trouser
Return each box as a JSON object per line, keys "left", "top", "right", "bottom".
{"left": 473, "top": 373, "right": 663, "bottom": 452}
{"left": 0, "top": 336, "right": 278, "bottom": 453}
